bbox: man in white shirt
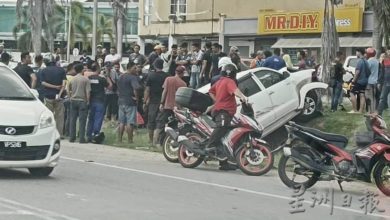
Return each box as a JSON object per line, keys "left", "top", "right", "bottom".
{"left": 160, "top": 44, "right": 171, "bottom": 73}
{"left": 104, "top": 47, "right": 121, "bottom": 64}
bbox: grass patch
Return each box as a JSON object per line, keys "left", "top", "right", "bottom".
{"left": 101, "top": 123, "right": 161, "bottom": 153}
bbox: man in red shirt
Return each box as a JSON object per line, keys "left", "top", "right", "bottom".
{"left": 207, "top": 64, "right": 247, "bottom": 170}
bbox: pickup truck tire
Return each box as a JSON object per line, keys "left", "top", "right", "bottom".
{"left": 296, "top": 90, "right": 319, "bottom": 122}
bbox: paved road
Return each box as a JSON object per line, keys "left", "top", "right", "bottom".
{"left": 0, "top": 141, "right": 389, "bottom": 220}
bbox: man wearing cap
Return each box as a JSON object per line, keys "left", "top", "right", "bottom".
{"left": 144, "top": 58, "right": 169, "bottom": 145}
{"left": 95, "top": 45, "right": 106, "bottom": 67}
{"left": 147, "top": 44, "right": 162, "bottom": 72}
{"left": 104, "top": 61, "right": 120, "bottom": 125}
{"left": 156, "top": 66, "right": 187, "bottom": 136}
{"left": 105, "top": 47, "right": 121, "bottom": 64}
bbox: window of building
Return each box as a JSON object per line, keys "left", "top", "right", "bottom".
{"left": 144, "top": 0, "right": 153, "bottom": 26}
{"left": 170, "top": 0, "right": 187, "bottom": 21}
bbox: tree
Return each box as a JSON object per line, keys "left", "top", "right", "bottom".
{"left": 320, "top": 0, "right": 341, "bottom": 86}
{"left": 50, "top": 1, "right": 92, "bottom": 51}
{"left": 371, "top": 0, "right": 390, "bottom": 57}
{"left": 16, "top": 0, "right": 56, "bottom": 55}
{"left": 95, "top": 14, "right": 114, "bottom": 45}
{"left": 111, "top": 0, "right": 131, "bottom": 56}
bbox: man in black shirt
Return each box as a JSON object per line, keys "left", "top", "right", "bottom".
{"left": 41, "top": 57, "right": 67, "bottom": 137}
{"left": 210, "top": 43, "right": 227, "bottom": 77}
{"left": 13, "top": 52, "right": 36, "bottom": 88}
{"left": 201, "top": 42, "right": 213, "bottom": 84}
{"left": 331, "top": 51, "right": 346, "bottom": 112}
{"left": 144, "top": 58, "right": 168, "bottom": 145}
{"left": 87, "top": 61, "right": 112, "bottom": 142}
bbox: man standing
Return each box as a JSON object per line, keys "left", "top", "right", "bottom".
{"left": 366, "top": 48, "right": 379, "bottom": 113}
{"left": 33, "top": 55, "right": 44, "bottom": 102}
{"left": 160, "top": 43, "right": 171, "bottom": 73}
{"left": 167, "top": 45, "right": 179, "bottom": 76}
{"left": 117, "top": 61, "right": 141, "bottom": 143}
{"left": 87, "top": 61, "right": 112, "bottom": 142}
{"left": 79, "top": 50, "right": 91, "bottom": 65}
{"left": 129, "top": 44, "right": 147, "bottom": 67}
{"left": 330, "top": 52, "right": 345, "bottom": 112}
{"left": 176, "top": 43, "right": 191, "bottom": 85}
{"left": 156, "top": 66, "right": 187, "bottom": 141}
{"left": 68, "top": 63, "right": 91, "bottom": 143}
{"left": 349, "top": 48, "right": 370, "bottom": 114}
{"left": 201, "top": 42, "right": 213, "bottom": 84}
{"left": 95, "top": 45, "right": 106, "bottom": 67}
{"left": 210, "top": 43, "right": 227, "bottom": 77}
{"left": 13, "top": 52, "right": 36, "bottom": 88}
{"left": 263, "top": 48, "right": 286, "bottom": 71}
{"left": 144, "top": 58, "right": 169, "bottom": 145}
{"left": 41, "top": 57, "right": 67, "bottom": 138}
{"left": 377, "top": 47, "right": 390, "bottom": 116}
{"left": 189, "top": 43, "right": 203, "bottom": 89}
{"left": 105, "top": 47, "right": 121, "bottom": 64}
{"left": 147, "top": 45, "right": 162, "bottom": 72}
{"left": 250, "top": 51, "right": 264, "bottom": 69}
{"left": 104, "top": 62, "right": 119, "bottom": 125}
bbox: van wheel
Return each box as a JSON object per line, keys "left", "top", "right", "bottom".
{"left": 296, "top": 91, "right": 319, "bottom": 122}
{"left": 28, "top": 167, "right": 54, "bottom": 177}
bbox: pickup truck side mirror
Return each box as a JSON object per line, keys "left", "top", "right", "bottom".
{"left": 283, "top": 71, "right": 290, "bottom": 79}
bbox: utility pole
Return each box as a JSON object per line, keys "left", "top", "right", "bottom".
{"left": 66, "top": 0, "right": 72, "bottom": 62}
{"left": 92, "top": 0, "right": 98, "bottom": 59}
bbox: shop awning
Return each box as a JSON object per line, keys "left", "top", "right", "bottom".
{"left": 271, "top": 36, "right": 372, "bottom": 48}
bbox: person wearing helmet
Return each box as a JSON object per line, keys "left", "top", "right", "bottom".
{"left": 366, "top": 47, "right": 379, "bottom": 113}
{"left": 210, "top": 57, "right": 237, "bottom": 86}
{"left": 207, "top": 63, "right": 247, "bottom": 170}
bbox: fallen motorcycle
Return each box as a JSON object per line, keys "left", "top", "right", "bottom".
{"left": 277, "top": 114, "right": 390, "bottom": 196}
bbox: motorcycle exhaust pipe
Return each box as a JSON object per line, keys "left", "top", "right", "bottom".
{"left": 284, "top": 147, "right": 326, "bottom": 173}
{"left": 177, "top": 135, "right": 204, "bottom": 155}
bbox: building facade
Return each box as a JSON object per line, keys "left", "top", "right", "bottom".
{"left": 139, "top": 0, "right": 372, "bottom": 61}
{"left": 0, "top": 1, "right": 139, "bottom": 52}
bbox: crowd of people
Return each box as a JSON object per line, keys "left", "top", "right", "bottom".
{"left": 3, "top": 40, "right": 390, "bottom": 147}
{"left": 329, "top": 47, "right": 390, "bottom": 115}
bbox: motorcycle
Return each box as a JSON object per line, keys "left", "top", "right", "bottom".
{"left": 160, "top": 108, "right": 195, "bottom": 163}
{"left": 168, "top": 102, "right": 274, "bottom": 176}
{"left": 277, "top": 114, "right": 390, "bottom": 196}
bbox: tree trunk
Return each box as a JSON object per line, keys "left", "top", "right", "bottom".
{"left": 30, "top": 0, "right": 43, "bottom": 55}
{"left": 117, "top": 13, "right": 123, "bottom": 56}
{"left": 372, "top": 1, "right": 383, "bottom": 58}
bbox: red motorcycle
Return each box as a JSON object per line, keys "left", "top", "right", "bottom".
{"left": 173, "top": 102, "right": 274, "bottom": 176}
{"left": 278, "top": 114, "right": 390, "bottom": 196}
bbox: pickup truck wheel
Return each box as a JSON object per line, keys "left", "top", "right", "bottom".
{"left": 296, "top": 91, "right": 319, "bottom": 122}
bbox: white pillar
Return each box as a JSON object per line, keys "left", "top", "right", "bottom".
{"left": 138, "top": 37, "right": 145, "bottom": 55}
{"left": 92, "top": 0, "right": 98, "bottom": 58}
{"left": 66, "top": 0, "right": 72, "bottom": 62}
{"left": 218, "top": 13, "right": 226, "bottom": 52}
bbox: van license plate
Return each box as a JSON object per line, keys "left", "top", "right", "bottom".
{"left": 4, "top": 142, "right": 22, "bottom": 148}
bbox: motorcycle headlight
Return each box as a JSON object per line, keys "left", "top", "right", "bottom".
{"left": 39, "top": 111, "right": 54, "bottom": 129}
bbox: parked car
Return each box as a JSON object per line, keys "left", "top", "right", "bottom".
{"left": 343, "top": 55, "right": 358, "bottom": 75}
{"left": 0, "top": 63, "right": 60, "bottom": 176}
{"left": 197, "top": 67, "right": 328, "bottom": 137}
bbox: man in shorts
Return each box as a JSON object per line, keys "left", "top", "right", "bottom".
{"left": 117, "top": 61, "right": 141, "bottom": 143}
{"left": 349, "top": 48, "right": 370, "bottom": 113}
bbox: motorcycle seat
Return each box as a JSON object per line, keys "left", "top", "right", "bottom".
{"left": 293, "top": 123, "right": 348, "bottom": 148}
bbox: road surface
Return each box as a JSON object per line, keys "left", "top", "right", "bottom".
{"left": 0, "top": 141, "right": 389, "bottom": 220}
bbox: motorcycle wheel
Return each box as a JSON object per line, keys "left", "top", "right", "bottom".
{"left": 278, "top": 154, "right": 320, "bottom": 189}
{"left": 236, "top": 142, "right": 274, "bottom": 176}
{"left": 162, "top": 135, "right": 179, "bottom": 163}
{"left": 373, "top": 158, "right": 390, "bottom": 196}
{"left": 178, "top": 133, "right": 204, "bottom": 168}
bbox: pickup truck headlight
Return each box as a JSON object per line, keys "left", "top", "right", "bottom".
{"left": 39, "top": 111, "right": 54, "bottom": 129}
